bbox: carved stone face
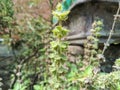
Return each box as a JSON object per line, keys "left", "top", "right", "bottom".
{"left": 65, "top": 1, "right": 120, "bottom": 44}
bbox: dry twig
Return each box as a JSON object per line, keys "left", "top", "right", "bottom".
{"left": 102, "top": 2, "right": 120, "bottom": 55}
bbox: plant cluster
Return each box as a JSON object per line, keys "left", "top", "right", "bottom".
{"left": 49, "top": 3, "right": 69, "bottom": 89}
{"left": 46, "top": 3, "right": 105, "bottom": 90}
{"left": 82, "top": 17, "right": 120, "bottom": 90}
{"left": 1, "top": 0, "right": 120, "bottom": 90}
{"left": 0, "top": 1, "right": 50, "bottom": 90}
{"left": 83, "top": 18, "right": 104, "bottom": 67}
{"left": 10, "top": 2, "right": 120, "bottom": 90}
{"left": 69, "top": 18, "right": 104, "bottom": 89}
{"left": 10, "top": 17, "right": 50, "bottom": 90}
{"left": 0, "top": 0, "right": 14, "bottom": 35}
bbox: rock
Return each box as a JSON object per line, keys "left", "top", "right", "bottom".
{"left": 68, "top": 45, "right": 84, "bottom": 55}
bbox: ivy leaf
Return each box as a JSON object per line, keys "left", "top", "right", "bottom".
{"left": 34, "top": 85, "right": 43, "bottom": 90}
{"left": 52, "top": 11, "right": 70, "bottom": 21}
{"left": 115, "top": 58, "right": 120, "bottom": 67}
{"left": 49, "top": 66, "right": 56, "bottom": 73}
{"left": 67, "top": 64, "right": 79, "bottom": 82}
{"left": 82, "top": 65, "right": 93, "bottom": 77}
{"left": 58, "top": 67, "right": 65, "bottom": 74}
{"left": 54, "top": 83, "right": 60, "bottom": 88}
{"left": 96, "top": 20, "right": 103, "bottom": 26}
{"left": 56, "top": 3, "right": 63, "bottom": 11}
{"left": 95, "top": 27, "right": 102, "bottom": 32}
{"left": 49, "top": 53, "right": 56, "bottom": 59}
{"left": 52, "top": 26, "right": 69, "bottom": 38}
{"left": 116, "top": 83, "right": 120, "bottom": 90}
{"left": 50, "top": 41, "right": 59, "bottom": 50}
{"left": 78, "top": 65, "right": 93, "bottom": 82}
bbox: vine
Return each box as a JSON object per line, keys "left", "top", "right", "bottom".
{"left": 102, "top": 2, "right": 120, "bottom": 55}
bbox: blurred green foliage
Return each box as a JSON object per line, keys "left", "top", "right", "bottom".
{"left": 0, "top": 0, "right": 14, "bottom": 31}
{"left": 1, "top": 0, "right": 120, "bottom": 90}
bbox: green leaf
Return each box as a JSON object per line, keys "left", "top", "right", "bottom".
{"left": 34, "top": 85, "right": 43, "bottom": 90}
{"left": 13, "top": 83, "right": 22, "bottom": 90}
{"left": 95, "top": 27, "right": 102, "bottom": 32}
{"left": 83, "top": 66, "right": 93, "bottom": 76}
{"left": 115, "top": 58, "right": 120, "bottom": 67}
{"left": 79, "top": 65, "right": 93, "bottom": 81}
{"left": 96, "top": 20, "right": 103, "bottom": 26}
{"left": 54, "top": 83, "right": 60, "bottom": 88}
{"left": 50, "top": 41, "right": 60, "bottom": 50}
{"left": 56, "top": 3, "right": 63, "bottom": 11}
{"left": 52, "top": 26, "right": 69, "bottom": 38}
{"left": 67, "top": 64, "right": 79, "bottom": 82}
{"left": 116, "top": 83, "right": 120, "bottom": 90}
{"left": 49, "top": 53, "right": 56, "bottom": 59}
{"left": 52, "top": 11, "right": 70, "bottom": 21}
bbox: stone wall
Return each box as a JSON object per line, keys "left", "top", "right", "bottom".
{"left": 65, "top": 1, "right": 120, "bottom": 73}
{"left": 13, "top": 0, "right": 62, "bottom": 21}
{"left": 65, "top": 2, "right": 120, "bottom": 45}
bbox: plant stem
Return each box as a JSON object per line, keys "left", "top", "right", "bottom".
{"left": 102, "top": 2, "right": 120, "bottom": 55}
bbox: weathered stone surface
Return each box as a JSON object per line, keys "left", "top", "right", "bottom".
{"left": 68, "top": 45, "right": 84, "bottom": 55}
{"left": 65, "top": 1, "right": 120, "bottom": 45}
{"left": 67, "top": 46, "right": 84, "bottom": 63}
{"left": 65, "top": 1, "right": 120, "bottom": 73}
{"left": 0, "top": 56, "right": 14, "bottom": 89}
{"left": 0, "top": 44, "right": 15, "bottom": 89}
{"left": 101, "top": 44, "right": 120, "bottom": 73}
{"left": 0, "top": 45, "right": 13, "bottom": 57}
{"left": 12, "top": 0, "right": 61, "bottom": 21}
